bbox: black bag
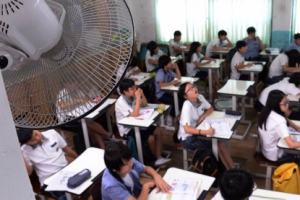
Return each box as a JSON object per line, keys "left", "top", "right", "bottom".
{"left": 73, "top": 131, "right": 93, "bottom": 155}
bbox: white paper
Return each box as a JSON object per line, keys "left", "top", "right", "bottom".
{"left": 129, "top": 108, "right": 154, "bottom": 119}
{"left": 288, "top": 127, "right": 300, "bottom": 135}
{"left": 249, "top": 195, "right": 285, "bottom": 200}
{"left": 201, "top": 60, "right": 215, "bottom": 64}
{"left": 129, "top": 74, "right": 146, "bottom": 81}
{"left": 204, "top": 118, "right": 231, "bottom": 136}
{"left": 224, "top": 114, "right": 242, "bottom": 120}
{"left": 45, "top": 170, "right": 80, "bottom": 191}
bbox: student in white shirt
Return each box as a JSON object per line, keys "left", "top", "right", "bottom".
{"left": 145, "top": 41, "right": 165, "bottom": 72}
{"left": 258, "top": 90, "right": 300, "bottom": 165}
{"left": 115, "top": 79, "right": 171, "bottom": 166}
{"left": 18, "top": 129, "right": 78, "bottom": 200}
{"left": 268, "top": 49, "right": 300, "bottom": 84}
{"left": 206, "top": 30, "right": 233, "bottom": 58}
{"left": 177, "top": 82, "right": 235, "bottom": 170}
{"left": 230, "top": 41, "right": 254, "bottom": 80}
{"left": 169, "top": 30, "right": 190, "bottom": 57}
{"left": 212, "top": 169, "right": 254, "bottom": 200}
{"left": 117, "top": 56, "right": 141, "bottom": 82}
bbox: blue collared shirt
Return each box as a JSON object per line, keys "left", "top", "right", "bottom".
{"left": 243, "top": 37, "right": 260, "bottom": 59}
{"left": 155, "top": 68, "right": 176, "bottom": 99}
{"left": 286, "top": 41, "right": 300, "bottom": 51}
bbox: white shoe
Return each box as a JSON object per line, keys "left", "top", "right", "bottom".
{"left": 166, "top": 115, "right": 173, "bottom": 126}
{"left": 155, "top": 157, "right": 171, "bottom": 166}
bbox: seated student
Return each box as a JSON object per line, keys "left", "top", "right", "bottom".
{"left": 286, "top": 33, "right": 300, "bottom": 51}
{"left": 145, "top": 41, "right": 165, "bottom": 72}
{"left": 177, "top": 82, "right": 235, "bottom": 170}
{"left": 169, "top": 30, "right": 190, "bottom": 57}
{"left": 268, "top": 49, "right": 300, "bottom": 84}
{"left": 258, "top": 90, "right": 300, "bottom": 166}
{"left": 243, "top": 26, "right": 265, "bottom": 61}
{"left": 101, "top": 142, "right": 171, "bottom": 200}
{"left": 117, "top": 56, "right": 141, "bottom": 82}
{"left": 212, "top": 169, "right": 254, "bottom": 200}
{"left": 155, "top": 55, "right": 181, "bottom": 126}
{"left": 18, "top": 129, "right": 78, "bottom": 200}
{"left": 230, "top": 41, "right": 254, "bottom": 80}
{"left": 205, "top": 30, "right": 233, "bottom": 58}
{"left": 115, "top": 79, "right": 171, "bottom": 166}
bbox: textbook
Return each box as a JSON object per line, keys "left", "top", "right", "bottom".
{"left": 161, "top": 178, "right": 201, "bottom": 200}
{"left": 204, "top": 118, "right": 231, "bottom": 136}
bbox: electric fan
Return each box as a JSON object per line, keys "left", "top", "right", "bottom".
{"left": 0, "top": 0, "right": 134, "bottom": 129}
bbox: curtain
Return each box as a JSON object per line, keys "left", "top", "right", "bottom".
{"left": 292, "top": 0, "right": 300, "bottom": 34}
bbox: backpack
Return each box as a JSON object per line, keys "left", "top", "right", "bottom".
{"left": 272, "top": 162, "right": 300, "bottom": 194}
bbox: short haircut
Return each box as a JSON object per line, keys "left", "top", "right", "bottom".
{"left": 119, "top": 79, "right": 135, "bottom": 94}
{"left": 236, "top": 40, "right": 247, "bottom": 50}
{"left": 130, "top": 56, "right": 138, "bottom": 67}
{"left": 219, "top": 169, "right": 254, "bottom": 200}
{"left": 17, "top": 129, "right": 34, "bottom": 145}
{"left": 294, "top": 33, "right": 300, "bottom": 40}
{"left": 104, "top": 142, "right": 133, "bottom": 171}
{"left": 289, "top": 72, "right": 300, "bottom": 87}
{"left": 218, "top": 30, "right": 227, "bottom": 37}
{"left": 174, "top": 30, "right": 182, "bottom": 37}
{"left": 247, "top": 27, "right": 256, "bottom": 34}
{"left": 158, "top": 55, "right": 171, "bottom": 69}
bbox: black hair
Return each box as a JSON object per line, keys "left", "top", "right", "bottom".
{"left": 247, "top": 27, "right": 256, "bottom": 34}
{"left": 284, "top": 49, "right": 300, "bottom": 67}
{"left": 158, "top": 55, "right": 171, "bottom": 69}
{"left": 174, "top": 30, "right": 182, "bottom": 37}
{"left": 17, "top": 129, "right": 34, "bottom": 145}
{"left": 289, "top": 72, "right": 300, "bottom": 87}
{"left": 178, "top": 82, "right": 190, "bottom": 101}
{"left": 236, "top": 40, "right": 247, "bottom": 50}
{"left": 219, "top": 169, "right": 254, "bottom": 200}
{"left": 258, "top": 90, "right": 286, "bottom": 130}
{"left": 147, "top": 41, "right": 158, "bottom": 57}
{"left": 218, "top": 30, "right": 227, "bottom": 38}
{"left": 294, "top": 33, "right": 300, "bottom": 40}
{"left": 129, "top": 56, "right": 138, "bottom": 67}
{"left": 119, "top": 79, "right": 135, "bottom": 94}
{"left": 186, "top": 42, "right": 201, "bottom": 63}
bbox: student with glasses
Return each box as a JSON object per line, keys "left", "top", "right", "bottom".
{"left": 258, "top": 90, "right": 300, "bottom": 166}
{"left": 177, "top": 82, "right": 235, "bottom": 170}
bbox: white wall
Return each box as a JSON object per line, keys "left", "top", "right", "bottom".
{"left": 272, "top": 0, "right": 292, "bottom": 30}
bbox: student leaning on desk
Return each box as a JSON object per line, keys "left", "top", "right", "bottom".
{"left": 145, "top": 41, "right": 166, "bottom": 72}
{"left": 205, "top": 30, "right": 233, "bottom": 58}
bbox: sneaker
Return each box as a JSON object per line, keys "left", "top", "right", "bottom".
{"left": 166, "top": 115, "right": 173, "bottom": 126}
{"left": 155, "top": 157, "right": 171, "bottom": 166}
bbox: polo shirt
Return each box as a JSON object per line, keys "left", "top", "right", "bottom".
{"left": 205, "top": 39, "right": 228, "bottom": 57}
{"left": 155, "top": 68, "right": 176, "bottom": 99}
{"left": 258, "top": 111, "right": 289, "bottom": 161}
{"left": 169, "top": 39, "right": 184, "bottom": 56}
{"left": 21, "top": 130, "right": 67, "bottom": 185}
{"left": 115, "top": 95, "right": 135, "bottom": 136}
{"left": 117, "top": 64, "right": 139, "bottom": 81}
{"left": 259, "top": 77, "right": 300, "bottom": 106}
{"left": 230, "top": 51, "right": 244, "bottom": 80}
{"left": 186, "top": 53, "right": 204, "bottom": 77}
{"left": 268, "top": 53, "right": 288, "bottom": 78}
{"left": 286, "top": 41, "right": 300, "bottom": 51}
{"left": 101, "top": 158, "right": 145, "bottom": 200}
{"left": 211, "top": 192, "right": 224, "bottom": 200}
{"left": 145, "top": 49, "right": 164, "bottom": 72}
{"left": 243, "top": 37, "right": 260, "bottom": 59}
{"left": 178, "top": 95, "right": 211, "bottom": 140}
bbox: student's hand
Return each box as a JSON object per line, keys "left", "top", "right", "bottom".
{"left": 172, "top": 63, "right": 179, "bottom": 69}
{"left": 206, "top": 127, "right": 215, "bottom": 136}
{"left": 246, "top": 63, "right": 254, "bottom": 67}
{"left": 153, "top": 175, "right": 171, "bottom": 193}
{"left": 135, "top": 88, "right": 142, "bottom": 99}
{"left": 255, "top": 36, "right": 260, "bottom": 41}
{"left": 139, "top": 88, "right": 144, "bottom": 96}
{"left": 143, "top": 181, "right": 156, "bottom": 190}
{"left": 172, "top": 80, "right": 180, "bottom": 85}
{"left": 131, "top": 78, "right": 138, "bottom": 82}
{"left": 75, "top": 98, "right": 85, "bottom": 104}
{"left": 212, "top": 59, "right": 216, "bottom": 63}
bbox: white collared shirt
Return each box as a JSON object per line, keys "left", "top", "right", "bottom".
{"left": 145, "top": 49, "right": 164, "bottom": 72}
{"left": 115, "top": 95, "right": 135, "bottom": 136}
{"left": 230, "top": 51, "right": 244, "bottom": 80}
{"left": 186, "top": 53, "right": 204, "bottom": 77}
{"left": 169, "top": 39, "right": 184, "bottom": 56}
{"left": 206, "top": 38, "right": 228, "bottom": 57}
{"left": 268, "top": 53, "right": 288, "bottom": 78}
{"left": 211, "top": 192, "right": 225, "bottom": 200}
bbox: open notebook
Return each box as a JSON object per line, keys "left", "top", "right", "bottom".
{"left": 204, "top": 118, "right": 231, "bottom": 136}
{"left": 289, "top": 127, "right": 300, "bottom": 141}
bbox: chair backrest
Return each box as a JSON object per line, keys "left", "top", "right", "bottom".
{"left": 90, "top": 171, "right": 104, "bottom": 200}
{"left": 173, "top": 113, "right": 181, "bottom": 145}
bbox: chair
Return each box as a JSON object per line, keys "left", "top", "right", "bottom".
{"left": 90, "top": 171, "right": 104, "bottom": 200}
{"left": 138, "top": 43, "right": 148, "bottom": 72}
{"left": 158, "top": 43, "right": 170, "bottom": 56}
{"left": 29, "top": 171, "right": 53, "bottom": 200}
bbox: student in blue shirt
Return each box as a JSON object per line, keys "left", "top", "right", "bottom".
{"left": 286, "top": 33, "right": 300, "bottom": 51}
{"left": 243, "top": 27, "right": 265, "bottom": 61}
{"left": 101, "top": 142, "right": 171, "bottom": 200}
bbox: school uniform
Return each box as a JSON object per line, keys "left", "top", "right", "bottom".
{"left": 211, "top": 192, "right": 224, "bottom": 200}
{"left": 268, "top": 53, "right": 288, "bottom": 83}
{"left": 205, "top": 39, "right": 228, "bottom": 57}
{"left": 169, "top": 39, "right": 184, "bottom": 56}
{"left": 286, "top": 41, "right": 300, "bottom": 52}
{"left": 178, "top": 95, "right": 212, "bottom": 153}
{"left": 145, "top": 49, "right": 164, "bottom": 72}
{"left": 186, "top": 53, "right": 207, "bottom": 80}
{"left": 117, "top": 64, "right": 139, "bottom": 81}
{"left": 243, "top": 37, "right": 260, "bottom": 60}
{"left": 230, "top": 51, "right": 248, "bottom": 80}
{"left": 101, "top": 158, "right": 145, "bottom": 200}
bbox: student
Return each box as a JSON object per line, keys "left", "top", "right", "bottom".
{"left": 18, "top": 129, "right": 78, "bottom": 200}
{"left": 145, "top": 41, "right": 165, "bottom": 72}
{"left": 56, "top": 80, "right": 111, "bottom": 149}
{"left": 101, "top": 142, "right": 171, "bottom": 200}
{"left": 268, "top": 49, "right": 300, "bottom": 84}
{"left": 117, "top": 56, "right": 141, "bottom": 81}
{"left": 115, "top": 79, "right": 171, "bottom": 166}
{"left": 258, "top": 90, "right": 300, "bottom": 166}
{"left": 286, "top": 33, "right": 300, "bottom": 51}
{"left": 212, "top": 169, "right": 254, "bottom": 200}
{"left": 230, "top": 41, "right": 254, "bottom": 80}
{"left": 169, "top": 30, "right": 189, "bottom": 57}
{"left": 243, "top": 26, "right": 265, "bottom": 61}
{"left": 206, "top": 30, "right": 233, "bottom": 58}
{"left": 155, "top": 55, "right": 181, "bottom": 126}
{"left": 177, "top": 82, "right": 235, "bottom": 170}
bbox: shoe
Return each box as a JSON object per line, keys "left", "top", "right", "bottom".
{"left": 166, "top": 115, "right": 173, "bottom": 126}
{"left": 155, "top": 157, "right": 171, "bottom": 166}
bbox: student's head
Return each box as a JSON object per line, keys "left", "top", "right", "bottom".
{"left": 147, "top": 41, "right": 159, "bottom": 56}
{"left": 158, "top": 55, "right": 172, "bottom": 69}
{"left": 119, "top": 79, "right": 136, "bottom": 97}
{"left": 104, "top": 142, "right": 133, "bottom": 175}
{"left": 174, "top": 30, "right": 182, "bottom": 41}
{"left": 247, "top": 27, "right": 256, "bottom": 37}
{"left": 178, "top": 82, "right": 199, "bottom": 101}
{"left": 285, "top": 49, "right": 300, "bottom": 66}
{"left": 294, "top": 33, "right": 300, "bottom": 46}
{"left": 219, "top": 169, "right": 254, "bottom": 200}
{"left": 186, "top": 42, "right": 202, "bottom": 63}
{"left": 236, "top": 40, "right": 247, "bottom": 53}
{"left": 129, "top": 56, "right": 138, "bottom": 69}
{"left": 218, "top": 30, "right": 227, "bottom": 41}
{"left": 17, "top": 129, "right": 43, "bottom": 146}
{"left": 289, "top": 72, "right": 300, "bottom": 88}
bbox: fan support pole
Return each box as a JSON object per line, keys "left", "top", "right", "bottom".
{"left": 0, "top": 72, "right": 35, "bottom": 200}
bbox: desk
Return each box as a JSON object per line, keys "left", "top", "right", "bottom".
{"left": 200, "top": 59, "right": 224, "bottom": 102}
{"left": 44, "top": 148, "right": 105, "bottom": 200}
{"left": 217, "top": 80, "right": 254, "bottom": 140}
{"left": 178, "top": 48, "right": 189, "bottom": 62}
{"left": 161, "top": 77, "right": 199, "bottom": 116}
{"left": 277, "top": 120, "right": 300, "bottom": 155}
{"left": 211, "top": 47, "right": 232, "bottom": 59}
{"left": 117, "top": 104, "right": 170, "bottom": 164}
{"left": 287, "top": 94, "right": 300, "bottom": 106}
{"left": 135, "top": 73, "right": 154, "bottom": 87}
{"left": 260, "top": 50, "right": 280, "bottom": 62}
{"left": 148, "top": 167, "right": 215, "bottom": 200}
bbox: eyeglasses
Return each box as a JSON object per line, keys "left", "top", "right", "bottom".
{"left": 279, "top": 99, "right": 289, "bottom": 106}
{"left": 185, "top": 84, "right": 197, "bottom": 94}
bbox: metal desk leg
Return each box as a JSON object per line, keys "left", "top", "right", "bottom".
{"left": 65, "top": 192, "right": 74, "bottom": 200}
{"left": 106, "top": 110, "right": 113, "bottom": 135}
{"left": 232, "top": 96, "right": 237, "bottom": 111}
{"left": 208, "top": 68, "right": 212, "bottom": 103}
{"left": 182, "top": 52, "right": 185, "bottom": 62}
{"left": 220, "top": 54, "right": 223, "bottom": 80}
{"left": 173, "top": 91, "right": 179, "bottom": 116}
{"left": 212, "top": 138, "right": 218, "bottom": 161}
{"left": 134, "top": 127, "right": 144, "bottom": 164}
{"left": 81, "top": 119, "right": 91, "bottom": 148}
{"left": 248, "top": 72, "right": 254, "bottom": 107}
{"left": 269, "top": 55, "right": 272, "bottom": 62}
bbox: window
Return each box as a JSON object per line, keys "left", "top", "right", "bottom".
{"left": 292, "top": 0, "right": 300, "bottom": 34}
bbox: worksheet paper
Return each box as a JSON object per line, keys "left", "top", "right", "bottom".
{"left": 204, "top": 118, "right": 231, "bottom": 136}
{"left": 129, "top": 74, "right": 146, "bottom": 81}
{"left": 129, "top": 108, "right": 154, "bottom": 119}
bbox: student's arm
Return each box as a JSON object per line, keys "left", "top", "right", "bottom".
{"left": 282, "top": 65, "right": 300, "bottom": 72}
{"left": 129, "top": 90, "right": 141, "bottom": 117}
{"left": 173, "top": 63, "right": 181, "bottom": 80}
{"left": 22, "top": 156, "right": 33, "bottom": 176}
{"left": 194, "top": 60, "right": 210, "bottom": 67}
{"left": 139, "top": 88, "right": 148, "bottom": 107}
{"left": 197, "top": 106, "right": 214, "bottom": 124}
{"left": 62, "top": 146, "right": 78, "bottom": 159}
{"left": 130, "top": 68, "right": 141, "bottom": 76}
{"left": 284, "top": 136, "right": 300, "bottom": 149}
{"left": 158, "top": 80, "right": 180, "bottom": 87}
{"left": 225, "top": 37, "right": 233, "bottom": 47}
{"left": 183, "top": 125, "right": 215, "bottom": 136}
{"left": 256, "top": 36, "right": 265, "bottom": 51}
{"left": 59, "top": 98, "right": 85, "bottom": 110}
{"left": 144, "top": 166, "right": 171, "bottom": 193}
{"left": 147, "top": 59, "right": 158, "bottom": 65}
{"left": 234, "top": 62, "right": 253, "bottom": 70}
{"left": 203, "top": 56, "right": 216, "bottom": 63}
